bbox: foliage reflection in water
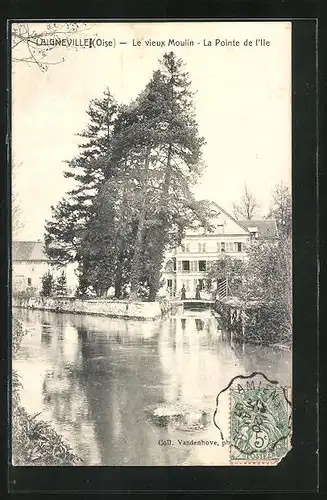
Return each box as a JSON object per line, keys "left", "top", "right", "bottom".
{"left": 13, "top": 308, "right": 291, "bottom": 466}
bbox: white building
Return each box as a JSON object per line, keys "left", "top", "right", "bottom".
{"left": 12, "top": 205, "right": 277, "bottom": 300}
{"left": 12, "top": 241, "right": 78, "bottom": 294}
{"left": 162, "top": 202, "right": 278, "bottom": 300}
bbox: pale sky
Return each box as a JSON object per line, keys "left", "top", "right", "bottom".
{"left": 12, "top": 21, "right": 291, "bottom": 240}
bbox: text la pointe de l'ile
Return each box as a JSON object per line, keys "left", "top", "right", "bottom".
{"left": 132, "top": 38, "right": 270, "bottom": 47}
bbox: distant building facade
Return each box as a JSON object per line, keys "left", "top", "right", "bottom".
{"left": 12, "top": 241, "right": 78, "bottom": 294}
{"left": 12, "top": 206, "right": 277, "bottom": 300}
{"left": 162, "top": 202, "right": 278, "bottom": 300}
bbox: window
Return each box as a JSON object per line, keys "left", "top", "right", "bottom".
{"left": 181, "top": 243, "right": 190, "bottom": 252}
{"left": 173, "top": 257, "right": 176, "bottom": 271}
{"left": 167, "top": 279, "right": 173, "bottom": 289}
{"left": 182, "top": 260, "right": 190, "bottom": 272}
{"left": 235, "top": 242, "right": 243, "bottom": 252}
{"left": 198, "top": 260, "right": 207, "bottom": 272}
{"left": 190, "top": 261, "right": 197, "bottom": 272}
{"left": 198, "top": 242, "right": 206, "bottom": 253}
{"left": 248, "top": 227, "right": 258, "bottom": 238}
{"left": 221, "top": 242, "right": 225, "bottom": 252}
{"left": 165, "top": 260, "right": 174, "bottom": 272}
{"left": 27, "top": 278, "right": 32, "bottom": 286}
{"left": 217, "top": 224, "right": 224, "bottom": 234}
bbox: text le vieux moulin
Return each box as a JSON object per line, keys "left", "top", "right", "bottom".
{"left": 132, "top": 38, "right": 271, "bottom": 47}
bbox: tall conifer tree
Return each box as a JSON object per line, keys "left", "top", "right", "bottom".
{"left": 127, "top": 52, "right": 206, "bottom": 299}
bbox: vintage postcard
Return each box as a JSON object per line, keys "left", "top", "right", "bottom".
{"left": 11, "top": 21, "right": 292, "bottom": 467}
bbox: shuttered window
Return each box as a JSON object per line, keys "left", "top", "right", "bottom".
{"left": 190, "top": 260, "right": 197, "bottom": 272}
{"left": 182, "top": 260, "right": 190, "bottom": 271}
{"left": 199, "top": 260, "right": 207, "bottom": 271}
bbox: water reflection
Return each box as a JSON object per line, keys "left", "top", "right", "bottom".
{"left": 13, "top": 308, "right": 291, "bottom": 466}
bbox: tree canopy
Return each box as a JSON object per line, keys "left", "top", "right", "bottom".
{"left": 44, "top": 52, "right": 208, "bottom": 300}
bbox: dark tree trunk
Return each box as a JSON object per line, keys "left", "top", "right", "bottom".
{"left": 130, "top": 150, "right": 151, "bottom": 300}
{"left": 114, "top": 277, "right": 122, "bottom": 299}
{"left": 147, "top": 144, "right": 173, "bottom": 300}
{"left": 114, "top": 253, "right": 124, "bottom": 298}
{"left": 113, "top": 181, "right": 129, "bottom": 299}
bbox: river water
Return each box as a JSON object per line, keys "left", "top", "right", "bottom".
{"left": 13, "top": 307, "right": 291, "bottom": 466}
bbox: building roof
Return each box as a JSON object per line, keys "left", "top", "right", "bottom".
{"left": 12, "top": 241, "right": 48, "bottom": 262}
{"left": 210, "top": 201, "right": 252, "bottom": 233}
{"left": 240, "top": 219, "right": 278, "bottom": 239}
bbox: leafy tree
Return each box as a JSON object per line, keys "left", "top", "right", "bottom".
{"left": 266, "top": 183, "right": 292, "bottom": 238}
{"left": 241, "top": 237, "right": 292, "bottom": 341}
{"left": 244, "top": 183, "right": 291, "bottom": 340}
{"left": 41, "top": 271, "right": 54, "bottom": 297}
{"left": 206, "top": 255, "right": 245, "bottom": 298}
{"left": 233, "top": 184, "right": 259, "bottom": 220}
{"left": 208, "top": 182, "right": 292, "bottom": 342}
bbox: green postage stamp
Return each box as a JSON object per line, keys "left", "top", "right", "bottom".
{"left": 214, "top": 372, "right": 292, "bottom": 465}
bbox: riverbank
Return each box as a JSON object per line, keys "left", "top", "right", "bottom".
{"left": 214, "top": 298, "right": 292, "bottom": 349}
{"left": 13, "top": 296, "right": 163, "bottom": 320}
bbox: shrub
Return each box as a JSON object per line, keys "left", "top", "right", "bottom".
{"left": 41, "top": 272, "right": 54, "bottom": 297}
{"left": 54, "top": 271, "right": 67, "bottom": 296}
{"left": 13, "top": 287, "right": 38, "bottom": 302}
{"left": 12, "top": 406, "right": 82, "bottom": 466}
{"left": 12, "top": 317, "right": 26, "bottom": 354}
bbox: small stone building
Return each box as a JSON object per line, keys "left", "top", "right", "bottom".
{"left": 12, "top": 241, "right": 78, "bottom": 294}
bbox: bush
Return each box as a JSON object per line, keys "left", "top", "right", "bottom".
{"left": 12, "top": 317, "right": 26, "bottom": 354}
{"left": 41, "top": 272, "right": 54, "bottom": 297}
{"left": 13, "top": 287, "right": 38, "bottom": 302}
{"left": 54, "top": 270, "right": 67, "bottom": 296}
{"left": 12, "top": 406, "right": 82, "bottom": 466}
{"left": 211, "top": 238, "right": 292, "bottom": 345}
